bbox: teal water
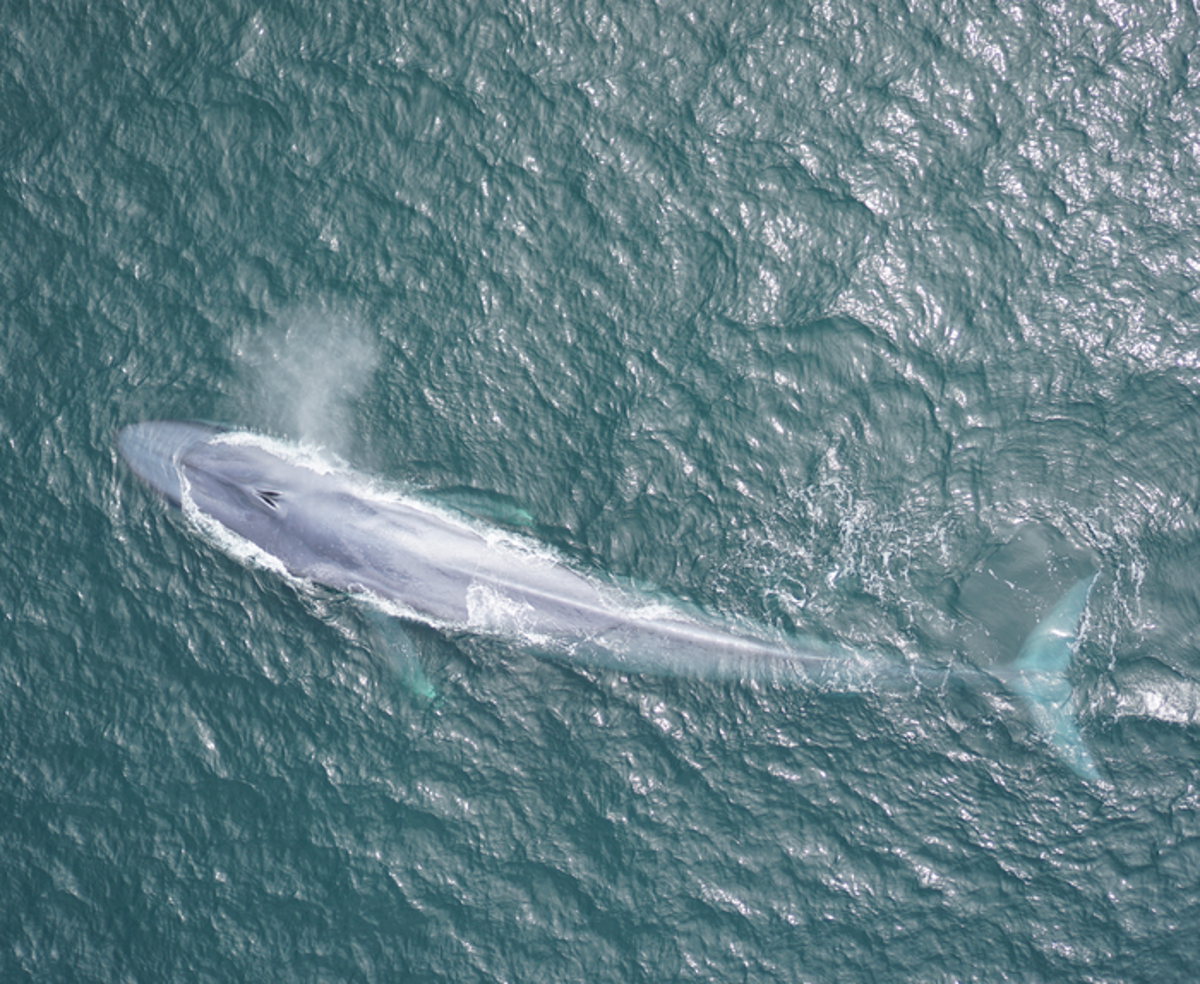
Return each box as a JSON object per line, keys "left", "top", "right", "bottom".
{"left": 4, "top": 0, "right": 1200, "bottom": 980}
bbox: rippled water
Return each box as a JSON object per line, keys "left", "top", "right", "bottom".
{"left": 4, "top": 0, "right": 1200, "bottom": 980}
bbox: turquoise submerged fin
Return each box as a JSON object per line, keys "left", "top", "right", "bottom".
{"left": 1006, "top": 577, "right": 1100, "bottom": 780}
{"left": 365, "top": 613, "right": 437, "bottom": 701}
{"left": 423, "top": 487, "right": 536, "bottom": 530}
{"left": 390, "top": 630, "right": 438, "bottom": 702}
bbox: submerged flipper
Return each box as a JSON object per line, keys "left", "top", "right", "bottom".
{"left": 1006, "top": 577, "right": 1100, "bottom": 780}
{"left": 422, "top": 487, "right": 536, "bottom": 530}
{"left": 364, "top": 612, "right": 437, "bottom": 701}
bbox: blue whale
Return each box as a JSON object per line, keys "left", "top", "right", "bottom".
{"left": 117, "top": 420, "right": 1101, "bottom": 779}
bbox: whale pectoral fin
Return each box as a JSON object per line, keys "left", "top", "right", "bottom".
{"left": 391, "top": 631, "right": 439, "bottom": 702}
{"left": 422, "top": 487, "right": 537, "bottom": 530}
{"left": 1007, "top": 576, "right": 1101, "bottom": 781}
{"left": 365, "top": 613, "right": 438, "bottom": 702}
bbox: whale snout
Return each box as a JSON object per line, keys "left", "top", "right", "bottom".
{"left": 117, "top": 420, "right": 223, "bottom": 508}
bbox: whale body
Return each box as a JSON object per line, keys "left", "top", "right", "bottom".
{"left": 116, "top": 420, "right": 1100, "bottom": 779}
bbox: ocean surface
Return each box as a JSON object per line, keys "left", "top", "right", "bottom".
{"left": 4, "top": 0, "right": 1200, "bottom": 980}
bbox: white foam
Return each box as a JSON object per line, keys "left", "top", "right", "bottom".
{"left": 211, "top": 429, "right": 345, "bottom": 476}
{"left": 466, "top": 583, "right": 541, "bottom": 639}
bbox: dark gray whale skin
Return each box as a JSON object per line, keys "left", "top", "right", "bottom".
{"left": 116, "top": 420, "right": 1100, "bottom": 778}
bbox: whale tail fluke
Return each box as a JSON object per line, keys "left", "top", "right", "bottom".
{"left": 1005, "top": 576, "right": 1100, "bottom": 780}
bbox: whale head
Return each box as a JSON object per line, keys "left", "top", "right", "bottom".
{"left": 117, "top": 421, "right": 224, "bottom": 508}
{"left": 118, "top": 420, "right": 355, "bottom": 572}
